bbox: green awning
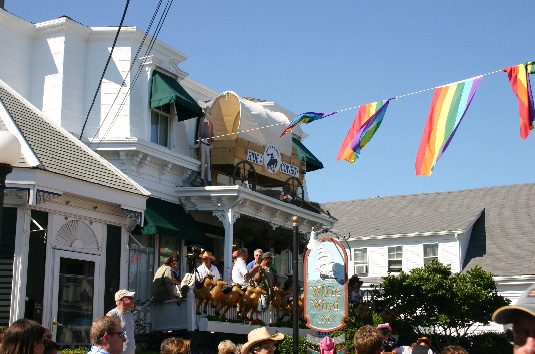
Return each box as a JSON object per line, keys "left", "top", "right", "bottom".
{"left": 142, "top": 197, "right": 211, "bottom": 247}
{"left": 150, "top": 71, "right": 203, "bottom": 121}
{"left": 292, "top": 137, "right": 324, "bottom": 172}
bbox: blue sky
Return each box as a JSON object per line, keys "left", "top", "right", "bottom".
{"left": 7, "top": 1, "right": 535, "bottom": 203}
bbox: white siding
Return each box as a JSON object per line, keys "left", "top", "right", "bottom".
{"left": 347, "top": 234, "right": 461, "bottom": 278}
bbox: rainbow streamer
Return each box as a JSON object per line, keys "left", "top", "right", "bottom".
{"left": 280, "top": 111, "right": 337, "bottom": 137}
{"left": 336, "top": 98, "right": 394, "bottom": 163}
{"left": 503, "top": 63, "right": 535, "bottom": 139}
{"left": 415, "top": 76, "right": 482, "bottom": 176}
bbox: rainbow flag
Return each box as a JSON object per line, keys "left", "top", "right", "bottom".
{"left": 503, "top": 63, "right": 535, "bottom": 139}
{"left": 336, "top": 98, "right": 394, "bottom": 163}
{"left": 415, "top": 76, "right": 482, "bottom": 176}
{"left": 280, "top": 111, "right": 337, "bottom": 137}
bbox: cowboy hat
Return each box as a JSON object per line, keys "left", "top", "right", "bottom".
{"left": 242, "top": 327, "right": 284, "bottom": 354}
{"left": 417, "top": 337, "right": 432, "bottom": 347}
{"left": 199, "top": 251, "right": 216, "bottom": 261}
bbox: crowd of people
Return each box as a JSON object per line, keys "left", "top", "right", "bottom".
{"left": 151, "top": 248, "right": 287, "bottom": 304}
{"left": 3, "top": 262, "right": 535, "bottom": 354}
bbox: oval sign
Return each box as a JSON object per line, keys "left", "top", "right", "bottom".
{"left": 263, "top": 145, "right": 281, "bottom": 174}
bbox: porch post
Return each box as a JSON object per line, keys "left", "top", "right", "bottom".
{"left": 214, "top": 208, "right": 240, "bottom": 282}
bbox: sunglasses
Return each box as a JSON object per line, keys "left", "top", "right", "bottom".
{"left": 107, "top": 331, "right": 126, "bottom": 339}
{"left": 506, "top": 327, "right": 535, "bottom": 347}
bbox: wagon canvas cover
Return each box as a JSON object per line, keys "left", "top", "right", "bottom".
{"left": 209, "top": 91, "right": 293, "bottom": 156}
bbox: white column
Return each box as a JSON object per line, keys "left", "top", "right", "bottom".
{"left": 213, "top": 209, "right": 240, "bottom": 282}
{"left": 9, "top": 207, "right": 30, "bottom": 324}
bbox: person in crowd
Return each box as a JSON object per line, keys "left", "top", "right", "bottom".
{"left": 493, "top": 284, "right": 535, "bottom": 354}
{"left": 354, "top": 325, "right": 383, "bottom": 354}
{"left": 398, "top": 342, "right": 417, "bottom": 354}
{"left": 196, "top": 251, "right": 221, "bottom": 281}
{"left": 43, "top": 340, "right": 60, "bottom": 354}
{"left": 247, "top": 249, "right": 263, "bottom": 271}
{"left": 160, "top": 337, "right": 190, "bottom": 354}
{"left": 412, "top": 337, "right": 433, "bottom": 354}
{"left": 377, "top": 323, "right": 397, "bottom": 354}
{"left": 88, "top": 316, "right": 126, "bottom": 354}
{"left": 153, "top": 256, "right": 175, "bottom": 302}
{"left": 242, "top": 327, "right": 284, "bottom": 354}
{"left": 43, "top": 328, "right": 53, "bottom": 342}
{"left": 228, "top": 250, "right": 238, "bottom": 282}
{"left": 106, "top": 289, "right": 136, "bottom": 354}
{"left": 218, "top": 339, "right": 237, "bottom": 354}
{"left": 1, "top": 319, "right": 46, "bottom": 354}
{"left": 252, "top": 252, "right": 275, "bottom": 298}
{"left": 283, "top": 273, "right": 293, "bottom": 292}
{"left": 171, "top": 252, "right": 181, "bottom": 285}
{"left": 0, "top": 325, "right": 6, "bottom": 344}
{"left": 440, "top": 346, "right": 468, "bottom": 354}
{"left": 348, "top": 276, "right": 364, "bottom": 306}
{"left": 232, "top": 248, "right": 260, "bottom": 286}
{"left": 236, "top": 343, "right": 244, "bottom": 354}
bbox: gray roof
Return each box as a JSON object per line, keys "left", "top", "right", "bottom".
{"left": 0, "top": 80, "right": 149, "bottom": 196}
{"left": 323, "top": 183, "right": 535, "bottom": 276}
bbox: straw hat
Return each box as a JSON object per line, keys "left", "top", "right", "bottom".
{"left": 199, "top": 251, "right": 216, "bottom": 261}
{"left": 242, "top": 327, "right": 284, "bottom": 354}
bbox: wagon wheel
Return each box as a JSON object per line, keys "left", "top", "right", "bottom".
{"left": 283, "top": 177, "right": 304, "bottom": 207}
{"left": 233, "top": 161, "right": 257, "bottom": 190}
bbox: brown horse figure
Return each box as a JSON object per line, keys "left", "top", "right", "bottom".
{"left": 270, "top": 288, "right": 284, "bottom": 318}
{"left": 216, "top": 284, "right": 244, "bottom": 317}
{"left": 237, "top": 285, "right": 255, "bottom": 316}
{"left": 210, "top": 280, "right": 228, "bottom": 308}
{"left": 193, "top": 276, "right": 216, "bottom": 315}
{"left": 242, "top": 286, "right": 267, "bottom": 319}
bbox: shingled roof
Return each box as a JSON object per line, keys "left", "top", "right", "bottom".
{"left": 0, "top": 79, "right": 149, "bottom": 196}
{"left": 323, "top": 183, "right": 535, "bottom": 276}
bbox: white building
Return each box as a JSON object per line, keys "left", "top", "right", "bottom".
{"left": 0, "top": 5, "right": 334, "bottom": 345}
{"left": 323, "top": 183, "right": 535, "bottom": 312}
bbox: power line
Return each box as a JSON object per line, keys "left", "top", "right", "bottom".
{"left": 88, "top": 0, "right": 164, "bottom": 147}
{"left": 79, "top": 0, "right": 131, "bottom": 139}
{"left": 92, "top": 0, "right": 175, "bottom": 150}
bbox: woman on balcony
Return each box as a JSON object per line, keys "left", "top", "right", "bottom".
{"left": 196, "top": 251, "right": 221, "bottom": 281}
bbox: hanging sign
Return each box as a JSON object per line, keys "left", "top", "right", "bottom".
{"left": 304, "top": 238, "right": 348, "bottom": 332}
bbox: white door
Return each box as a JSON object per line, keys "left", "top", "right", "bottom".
{"left": 50, "top": 250, "right": 100, "bottom": 347}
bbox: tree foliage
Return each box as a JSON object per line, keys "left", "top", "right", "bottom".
{"left": 372, "top": 261, "right": 509, "bottom": 350}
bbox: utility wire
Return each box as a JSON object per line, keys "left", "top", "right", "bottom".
{"left": 92, "top": 0, "right": 175, "bottom": 150}
{"left": 88, "top": 0, "right": 164, "bottom": 147}
{"left": 79, "top": 0, "right": 131, "bottom": 139}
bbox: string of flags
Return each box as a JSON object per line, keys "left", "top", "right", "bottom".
{"left": 280, "top": 60, "right": 535, "bottom": 176}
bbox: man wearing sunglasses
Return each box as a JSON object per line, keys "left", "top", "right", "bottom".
{"left": 88, "top": 316, "right": 127, "bottom": 354}
{"left": 493, "top": 286, "right": 535, "bottom": 354}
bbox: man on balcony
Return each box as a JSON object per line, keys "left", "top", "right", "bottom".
{"left": 233, "top": 248, "right": 261, "bottom": 286}
{"left": 247, "top": 249, "right": 263, "bottom": 271}
{"left": 196, "top": 251, "right": 221, "bottom": 281}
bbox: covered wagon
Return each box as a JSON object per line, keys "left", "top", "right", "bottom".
{"left": 207, "top": 91, "right": 322, "bottom": 205}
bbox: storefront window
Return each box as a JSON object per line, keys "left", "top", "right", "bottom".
{"left": 128, "top": 235, "right": 154, "bottom": 302}
{"left": 159, "top": 235, "right": 182, "bottom": 278}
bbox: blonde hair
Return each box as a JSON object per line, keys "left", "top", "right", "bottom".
{"left": 218, "top": 339, "right": 237, "bottom": 354}
{"left": 236, "top": 343, "right": 244, "bottom": 354}
{"left": 160, "top": 337, "right": 190, "bottom": 354}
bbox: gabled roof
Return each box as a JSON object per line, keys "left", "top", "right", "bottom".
{"left": 0, "top": 79, "right": 150, "bottom": 196}
{"left": 323, "top": 184, "right": 535, "bottom": 276}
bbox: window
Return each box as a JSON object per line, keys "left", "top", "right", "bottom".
{"left": 353, "top": 248, "right": 368, "bottom": 275}
{"left": 388, "top": 246, "right": 402, "bottom": 272}
{"left": 151, "top": 103, "right": 171, "bottom": 146}
{"left": 423, "top": 243, "right": 439, "bottom": 265}
{"left": 128, "top": 234, "right": 155, "bottom": 302}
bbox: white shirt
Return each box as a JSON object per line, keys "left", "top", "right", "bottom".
{"left": 232, "top": 258, "right": 248, "bottom": 286}
{"left": 196, "top": 263, "right": 221, "bottom": 281}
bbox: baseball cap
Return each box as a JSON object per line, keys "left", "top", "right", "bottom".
{"left": 115, "top": 289, "right": 135, "bottom": 301}
{"left": 493, "top": 286, "right": 535, "bottom": 324}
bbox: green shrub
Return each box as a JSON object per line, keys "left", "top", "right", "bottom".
{"left": 277, "top": 335, "right": 309, "bottom": 354}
